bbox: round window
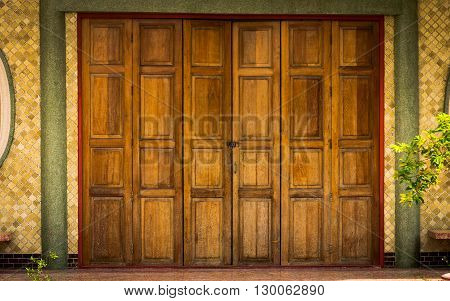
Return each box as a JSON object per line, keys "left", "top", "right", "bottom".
{"left": 0, "top": 49, "right": 15, "bottom": 167}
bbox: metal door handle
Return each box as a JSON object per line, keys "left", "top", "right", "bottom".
{"left": 227, "top": 141, "right": 238, "bottom": 149}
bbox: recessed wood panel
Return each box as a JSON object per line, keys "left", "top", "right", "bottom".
{"left": 142, "top": 198, "right": 174, "bottom": 262}
{"left": 239, "top": 28, "right": 272, "bottom": 67}
{"left": 140, "top": 25, "right": 174, "bottom": 65}
{"left": 140, "top": 148, "right": 174, "bottom": 189}
{"left": 340, "top": 197, "right": 371, "bottom": 260}
{"left": 340, "top": 27, "right": 373, "bottom": 67}
{"left": 340, "top": 76, "right": 371, "bottom": 138}
{"left": 90, "top": 148, "right": 124, "bottom": 187}
{"left": 240, "top": 150, "right": 271, "bottom": 188}
{"left": 90, "top": 197, "right": 124, "bottom": 262}
{"left": 140, "top": 75, "right": 173, "bottom": 139}
{"left": 193, "top": 199, "right": 223, "bottom": 261}
{"left": 289, "top": 198, "right": 322, "bottom": 261}
{"left": 290, "top": 149, "right": 322, "bottom": 188}
{"left": 290, "top": 26, "right": 322, "bottom": 67}
{"left": 240, "top": 199, "right": 271, "bottom": 261}
{"left": 192, "top": 27, "right": 223, "bottom": 66}
{"left": 192, "top": 76, "right": 223, "bottom": 138}
{"left": 290, "top": 76, "right": 323, "bottom": 139}
{"left": 90, "top": 24, "right": 123, "bottom": 65}
{"left": 90, "top": 74, "right": 123, "bottom": 138}
{"left": 192, "top": 149, "right": 223, "bottom": 189}
{"left": 240, "top": 77, "right": 271, "bottom": 139}
{"left": 340, "top": 149, "right": 372, "bottom": 187}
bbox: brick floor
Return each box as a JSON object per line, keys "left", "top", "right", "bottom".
{"left": 1, "top": 267, "right": 449, "bottom": 281}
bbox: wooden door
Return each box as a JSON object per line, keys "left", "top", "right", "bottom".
{"left": 81, "top": 19, "right": 133, "bottom": 265}
{"left": 81, "top": 18, "right": 380, "bottom": 267}
{"left": 281, "top": 21, "right": 331, "bottom": 265}
{"left": 132, "top": 20, "right": 183, "bottom": 265}
{"left": 183, "top": 20, "right": 232, "bottom": 265}
{"left": 281, "top": 20, "right": 379, "bottom": 265}
{"left": 330, "top": 21, "right": 379, "bottom": 264}
{"left": 232, "top": 22, "right": 281, "bottom": 265}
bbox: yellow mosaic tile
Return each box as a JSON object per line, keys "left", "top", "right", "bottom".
{"left": 0, "top": 0, "right": 41, "bottom": 254}
{"left": 418, "top": 0, "right": 450, "bottom": 252}
{"left": 383, "top": 16, "right": 395, "bottom": 253}
{"left": 66, "top": 13, "right": 79, "bottom": 254}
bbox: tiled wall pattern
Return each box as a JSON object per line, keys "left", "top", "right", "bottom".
{"left": 0, "top": 0, "right": 41, "bottom": 253}
{"left": 0, "top": 0, "right": 448, "bottom": 255}
{"left": 418, "top": 0, "right": 450, "bottom": 252}
{"left": 66, "top": 13, "right": 78, "bottom": 254}
{"left": 383, "top": 16, "right": 395, "bottom": 252}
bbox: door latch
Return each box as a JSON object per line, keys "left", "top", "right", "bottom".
{"left": 227, "top": 141, "right": 238, "bottom": 149}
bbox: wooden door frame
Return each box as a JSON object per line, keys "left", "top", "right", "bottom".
{"left": 77, "top": 13, "right": 385, "bottom": 268}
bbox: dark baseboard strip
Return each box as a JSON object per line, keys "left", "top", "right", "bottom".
{"left": 0, "top": 252, "right": 448, "bottom": 269}
{"left": 0, "top": 253, "right": 78, "bottom": 269}
{"left": 384, "top": 251, "right": 450, "bottom": 268}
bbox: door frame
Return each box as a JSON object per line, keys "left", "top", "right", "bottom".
{"left": 77, "top": 13, "right": 385, "bottom": 268}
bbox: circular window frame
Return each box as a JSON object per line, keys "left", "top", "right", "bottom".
{"left": 0, "top": 49, "right": 15, "bottom": 167}
{"left": 445, "top": 67, "right": 450, "bottom": 115}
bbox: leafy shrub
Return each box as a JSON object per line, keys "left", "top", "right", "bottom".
{"left": 391, "top": 113, "right": 450, "bottom": 205}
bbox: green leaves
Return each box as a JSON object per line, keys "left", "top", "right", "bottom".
{"left": 25, "top": 251, "right": 58, "bottom": 281}
{"left": 391, "top": 113, "right": 450, "bottom": 206}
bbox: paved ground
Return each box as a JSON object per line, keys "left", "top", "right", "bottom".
{"left": 1, "top": 267, "right": 449, "bottom": 281}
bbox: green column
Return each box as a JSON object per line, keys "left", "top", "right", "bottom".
{"left": 40, "top": 0, "right": 68, "bottom": 268}
{"left": 394, "top": 0, "right": 420, "bottom": 268}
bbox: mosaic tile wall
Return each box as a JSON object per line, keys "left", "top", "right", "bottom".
{"left": 417, "top": 0, "right": 450, "bottom": 252}
{"left": 0, "top": 0, "right": 41, "bottom": 253}
{"left": 383, "top": 16, "right": 396, "bottom": 253}
{"left": 66, "top": 13, "right": 78, "bottom": 254}
{"left": 0, "top": 0, "right": 448, "bottom": 255}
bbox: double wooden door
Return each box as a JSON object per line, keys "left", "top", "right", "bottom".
{"left": 81, "top": 18, "right": 379, "bottom": 267}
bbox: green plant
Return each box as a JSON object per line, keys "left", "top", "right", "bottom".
{"left": 26, "top": 251, "right": 58, "bottom": 281}
{"left": 391, "top": 113, "right": 450, "bottom": 205}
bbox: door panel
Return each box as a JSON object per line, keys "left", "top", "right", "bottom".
{"left": 331, "top": 21, "right": 379, "bottom": 264}
{"left": 281, "top": 21, "right": 331, "bottom": 265}
{"left": 132, "top": 19, "right": 183, "bottom": 265}
{"left": 183, "top": 20, "right": 232, "bottom": 265}
{"left": 82, "top": 19, "right": 133, "bottom": 266}
{"left": 90, "top": 197, "right": 125, "bottom": 262}
{"left": 141, "top": 198, "right": 174, "bottom": 261}
{"left": 233, "top": 21, "right": 280, "bottom": 265}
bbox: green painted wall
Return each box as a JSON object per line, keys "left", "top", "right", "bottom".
{"left": 394, "top": 0, "right": 420, "bottom": 268}
{"left": 40, "top": 0, "right": 68, "bottom": 268}
{"left": 55, "top": 0, "right": 402, "bottom": 15}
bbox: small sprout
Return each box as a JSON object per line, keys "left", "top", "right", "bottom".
{"left": 26, "top": 251, "right": 59, "bottom": 281}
